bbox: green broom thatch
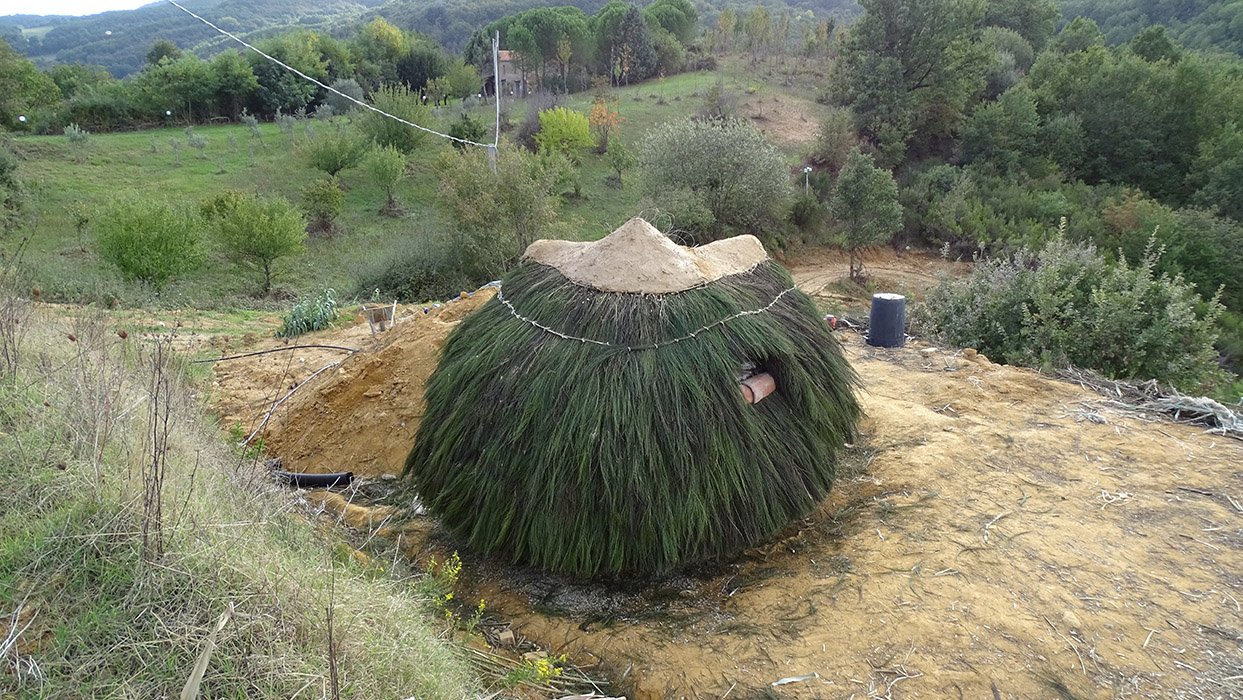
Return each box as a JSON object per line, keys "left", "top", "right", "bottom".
{"left": 403, "top": 223, "right": 860, "bottom": 577}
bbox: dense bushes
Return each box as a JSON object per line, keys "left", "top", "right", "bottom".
{"left": 923, "top": 229, "right": 1228, "bottom": 393}
{"left": 638, "top": 117, "right": 790, "bottom": 243}
{"left": 95, "top": 198, "right": 204, "bottom": 288}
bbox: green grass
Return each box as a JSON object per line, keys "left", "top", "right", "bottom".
{"left": 5, "top": 64, "right": 831, "bottom": 311}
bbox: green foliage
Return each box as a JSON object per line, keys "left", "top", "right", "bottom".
{"left": 643, "top": 0, "right": 699, "bottom": 44}
{"left": 534, "top": 106, "right": 594, "bottom": 160}
{"left": 1187, "top": 124, "right": 1243, "bottom": 222}
{"left": 0, "top": 39, "right": 61, "bottom": 130}
{"left": 356, "top": 85, "right": 430, "bottom": 154}
{"left": 64, "top": 121, "right": 91, "bottom": 143}
{"left": 811, "top": 105, "right": 858, "bottom": 173}
{"left": 403, "top": 260, "right": 861, "bottom": 576}
{"left": 364, "top": 144, "right": 407, "bottom": 214}
{"left": 960, "top": 85, "right": 1044, "bottom": 175}
{"left": 198, "top": 189, "right": 248, "bottom": 221}
{"left": 277, "top": 287, "right": 338, "bottom": 337}
{"left": 304, "top": 124, "right": 369, "bottom": 177}
{"left": 448, "top": 112, "right": 487, "bottom": 152}
{"left": 301, "top": 177, "right": 343, "bottom": 234}
{"left": 829, "top": 148, "right": 902, "bottom": 279}
{"left": 445, "top": 61, "right": 483, "bottom": 99}
{"left": 0, "top": 140, "right": 21, "bottom": 226}
{"left": 94, "top": 198, "right": 203, "bottom": 288}
{"left": 353, "top": 231, "right": 475, "bottom": 303}
{"left": 638, "top": 117, "right": 790, "bottom": 242}
{"left": 435, "top": 145, "right": 572, "bottom": 278}
{"left": 606, "top": 138, "right": 635, "bottom": 184}
{"left": 924, "top": 231, "right": 1229, "bottom": 393}
{"left": 212, "top": 193, "right": 307, "bottom": 295}
{"left": 1058, "top": 0, "right": 1243, "bottom": 56}
{"left": 831, "top": 0, "right": 988, "bottom": 165}
{"left": 145, "top": 39, "right": 181, "bottom": 66}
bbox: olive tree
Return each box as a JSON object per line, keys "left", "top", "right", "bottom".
{"left": 829, "top": 148, "right": 902, "bottom": 281}
{"left": 365, "top": 145, "right": 407, "bottom": 216}
{"left": 214, "top": 194, "right": 307, "bottom": 294}
{"left": 638, "top": 117, "right": 790, "bottom": 242}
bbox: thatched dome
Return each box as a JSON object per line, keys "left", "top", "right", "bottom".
{"left": 403, "top": 218, "right": 860, "bottom": 576}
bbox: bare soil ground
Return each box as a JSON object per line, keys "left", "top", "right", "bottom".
{"left": 204, "top": 251, "right": 1241, "bottom": 700}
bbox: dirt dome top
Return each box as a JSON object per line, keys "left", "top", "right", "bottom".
{"left": 523, "top": 217, "right": 768, "bottom": 294}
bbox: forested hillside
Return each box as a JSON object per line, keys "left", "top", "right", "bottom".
{"left": 1, "top": 0, "right": 858, "bottom": 76}
{"left": 0, "top": 0, "right": 380, "bottom": 77}
{"left": 1058, "top": 0, "right": 1243, "bottom": 55}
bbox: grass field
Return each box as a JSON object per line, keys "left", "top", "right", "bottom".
{"left": 4, "top": 61, "right": 828, "bottom": 312}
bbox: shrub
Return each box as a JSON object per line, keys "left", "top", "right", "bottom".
{"left": 95, "top": 198, "right": 204, "bottom": 288}
{"left": 277, "top": 287, "right": 338, "bottom": 337}
{"left": 213, "top": 194, "right": 307, "bottom": 295}
{"left": 811, "top": 106, "right": 858, "bottom": 173}
{"left": 63, "top": 122, "right": 89, "bottom": 144}
{"left": 923, "top": 228, "right": 1229, "bottom": 393}
{"left": 534, "top": 107, "right": 594, "bottom": 161}
{"left": 607, "top": 139, "right": 636, "bottom": 185}
{"left": 354, "top": 232, "right": 475, "bottom": 303}
{"left": 435, "top": 145, "right": 572, "bottom": 278}
{"left": 356, "top": 85, "right": 430, "bottom": 153}
{"left": 198, "top": 189, "right": 248, "bottom": 221}
{"left": 447, "top": 113, "right": 486, "bottom": 152}
{"left": 364, "top": 145, "right": 407, "bottom": 215}
{"left": 301, "top": 177, "right": 344, "bottom": 235}
{"left": 638, "top": 117, "right": 790, "bottom": 242}
{"left": 304, "top": 126, "right": 369, "bottom": 177}
{"left": 326, "top": 78, "right": 365, "bottom": 114}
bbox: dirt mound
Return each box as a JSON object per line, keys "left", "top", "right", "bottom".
{"left": 209, "top": 289, "right": 495, "bottom": 476}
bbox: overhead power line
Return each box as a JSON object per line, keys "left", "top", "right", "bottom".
{"left": 165, "top": 0, "right": 500, "bottom": 152}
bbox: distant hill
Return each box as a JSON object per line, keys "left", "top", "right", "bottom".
{"left": 2, "top": 0, "right": 859, "bottom": 77}
{"left": 1058, "top": 0, "right": 1243, "bottom": 55}
{"left": 0, "top": 0, "right": 380, "bottom": 77}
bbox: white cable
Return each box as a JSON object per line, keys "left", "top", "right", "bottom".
{"left": 166, "top": 0, "right": 497, "bottom": 149}
{"left": 495, "top": 287, "right": 800, "bottom": 351}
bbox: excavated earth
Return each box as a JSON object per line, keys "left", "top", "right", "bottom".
{"left": 208, "top": 251, "right": 1242, "bottom": 700}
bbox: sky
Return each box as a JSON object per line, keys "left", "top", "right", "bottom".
{"left": 0, "top": 0, "right": 155, "bottom": 16}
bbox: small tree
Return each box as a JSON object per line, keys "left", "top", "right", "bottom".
{"left": 356, "top": 85, "right": 430, "bottom": 153}
{"left": 588, "top": 96, "right": 623, "bottom": 154}
{"left": 96, "top": 199, "right": 204, "bottom": 289}
{"left": 305, "top": 126, "right": 370, "bottom": 177}
{"left": 607, "top": 139, "right": 635, "bottom": 186}
{"left": 534, "top": 107, "right": 594, "bottom": 162}
{"left": 302, "top": 177, "right": 344, "bottom": 235}
{"left": 214, "top": 194, "right": 307, "bottom": 295}
{"left": 365, "top": 145, "right": 407, "bottom": 216}
{"left": 829, "top": 148, "right": 902, "bottom": 281}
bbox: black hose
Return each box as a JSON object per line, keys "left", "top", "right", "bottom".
{"left": 273, "top": 471, "right": 354, "bottom": 488}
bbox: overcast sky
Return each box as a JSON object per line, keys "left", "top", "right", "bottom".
{"left": 0, "top": 0, "right": 155, "bottom": 17}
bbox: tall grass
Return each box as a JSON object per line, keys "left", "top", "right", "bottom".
{"left": 0, "top": 286, "right": 479, "bottom": 697}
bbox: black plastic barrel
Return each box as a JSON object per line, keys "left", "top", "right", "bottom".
{"left": 867, "top": 293, "right": 906, "bottom": 348}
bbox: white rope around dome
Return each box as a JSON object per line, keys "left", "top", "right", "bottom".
{"left": 494, "top": 286, "right": 800, "bottom": 351}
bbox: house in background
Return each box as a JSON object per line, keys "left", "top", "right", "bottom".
{"left": 482, "top": 50, "right": 531, "bottom": 98}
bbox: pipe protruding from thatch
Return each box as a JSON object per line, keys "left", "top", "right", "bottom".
{"left": 741, "top": 372, "right": 777, "bottom": 404}
{"left": 402, "top": 219, "right": 861, "bottom": 577}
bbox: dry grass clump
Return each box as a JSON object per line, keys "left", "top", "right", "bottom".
{"left": 0, "top": 295, "right": 478, "bottom": 697}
